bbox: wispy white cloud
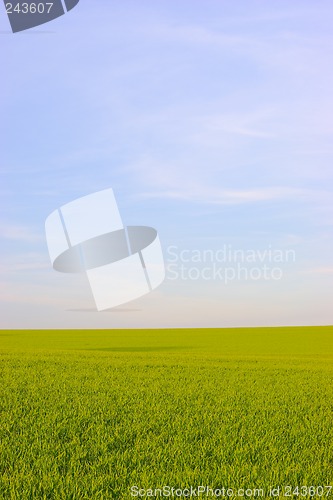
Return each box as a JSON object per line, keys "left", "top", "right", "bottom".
{"left": 0, "top": 224, "right": 43, "bottom": 243}
{"left": 302, "top": 267, "right": 333, "bottom": 276}
{"left": 189, "top": 109, "right": 278, "bottom": 144}
{"left": 0, "top": 276, "right": 89, "bottom": 308}
{"left": 142, "top": 16, "right": 332, "bottom": 76}
{"left": 0, "top": 253, "right": 49, "bottom": 274}
{"left": 140, "top": 185, "right": 321, "bottom": 205}
{"left": 124, "top": 153, "right": 331, "bottom": 207}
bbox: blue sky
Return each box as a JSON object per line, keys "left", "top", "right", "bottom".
{"left": 1, "top": 0, "right": 333, "bottom": 328}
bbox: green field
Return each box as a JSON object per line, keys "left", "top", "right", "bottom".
{"left": 1, "top": 326, "right": 333, "bottom": 499}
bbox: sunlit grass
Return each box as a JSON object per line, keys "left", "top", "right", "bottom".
{"left": 0, "top": 326, "right": 333, "bottom": 499}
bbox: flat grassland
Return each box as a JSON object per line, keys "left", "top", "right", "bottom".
{"left": 1, "top": 326, "right": 333, "bottom": 499}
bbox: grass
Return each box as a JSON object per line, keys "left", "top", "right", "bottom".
{"left": 0, "top": 326, "right": 333, "bottom": 499}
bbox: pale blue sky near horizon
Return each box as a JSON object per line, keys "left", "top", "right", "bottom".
{"left": 1, "top": 0, "right": 333, "bottom": 328}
